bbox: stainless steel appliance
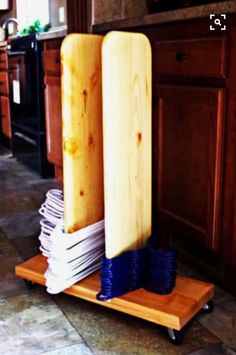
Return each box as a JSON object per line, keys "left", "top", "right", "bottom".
{"left": 8, "top": 35, "right": 53, "bottom": 177}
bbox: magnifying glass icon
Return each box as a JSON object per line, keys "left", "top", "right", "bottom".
{"left": 214, "top": 19, "right": 221, "bottom": 26}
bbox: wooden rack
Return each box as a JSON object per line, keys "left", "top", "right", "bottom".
{"left": 15, "top": 254, "right": 214, "bottom": 345}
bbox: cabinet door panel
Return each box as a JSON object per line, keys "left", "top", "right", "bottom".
{"left": 0, "top": 95, "right": 11, "bottom": 138}
{"left": 44, "top": 76, "right": 62, "bottom": 168}
{"left": 154, "top": 37, "right": 228, "bottom": 78}
{"left": 0, "top": 50, "right": 8, "bottom": 70}
{"left": 43, "top": 49, "right": 61, "bottom": 76}
{"left": 154, "top": 85, "right": 225, "bottom": 251}
{"left": 0, "top": 71, "right": 9, "bottom": 95}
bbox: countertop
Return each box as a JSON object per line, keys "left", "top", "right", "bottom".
{"left": 0, "top": 26, "right": 67, "bottom": 47}
{"left": 93, "top": 0, "right": 236, "bottom": 32}
{"left": 36, "top": 26, "right": 67, "bottom": 41}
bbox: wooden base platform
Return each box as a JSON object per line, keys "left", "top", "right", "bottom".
{"left": 15, "top": 254, "right": 214, "bottom": 331}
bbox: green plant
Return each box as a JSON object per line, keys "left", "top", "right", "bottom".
{"left": 19, "top": 20, "right": 51, "bottom": 36}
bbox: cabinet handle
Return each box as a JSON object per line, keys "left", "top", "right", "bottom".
{"left": 176, "top": 52, "right": 186, "bottom": 62}
{"left": 55, "top": 57, "right": 60, "bottom": 64}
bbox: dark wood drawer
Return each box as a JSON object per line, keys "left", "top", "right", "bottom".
{"left": 0, "top": 50, "right": 8, "bottom": 70}
{"left": 0, "top": 71, "right": 9, "bottom": 95}
{"left": 43, "top": 49, "right": 61, "bottom": 76}
{"left": 0, "top": 95, "right": 11, "bottom": 138}
{"left": 154, "top": 37, "right": 228, "bottom": 78}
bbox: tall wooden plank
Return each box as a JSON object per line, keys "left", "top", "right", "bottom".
{"left": 61, "top": 34, "right": 104, "bottom": 233}
{"left": 102, "top": 31, "right": 152, "bottom": 258}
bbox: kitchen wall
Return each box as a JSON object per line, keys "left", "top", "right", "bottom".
{"left": 91, "top": 0, "right": 229, "bottom": 25}
{"left": 91, "top": 0, "right": 148, "bottom": 25}
{"left": 0, "top": 1, "right": 16, "bottom": 25}
{"left": 49, "top": 0, "right": 67, "bottom": 28}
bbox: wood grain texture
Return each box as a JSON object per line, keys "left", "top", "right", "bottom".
{"left": 0, "top": 71, "right": 9, "bottom": 95}
{"left": 102, "top": 31, "right": 152, "bottom": 258}
{"left": 61, "top": 34, "right": 104, "bottom": 233}
{"left": 15, "top": 254, "right": 215, "bottom": 330}
{"left": 66, "top": 0, "right": 88, "bottom": 34}
{"left": 43, "top": 39, "right": 64, "bottom": 184}
{"left": 0, "top": 96, "right": 11, "bottom": 138}
{"left": 155, "top": 85, "right": 225, "bottom": 251}
{"left": 0, "top": 50, "right": 8, "bottom": 71}
{"left": 0, "top": 47, "right": 11, "bottom": 139}
{"left": 221, "top": 16, "right": 236, "bottom": 270}
{"left": 154, "top": 37, "right": 228, "bottom": 78}
{"left": 44, "top": 77, "right": 62, "bottom": 167}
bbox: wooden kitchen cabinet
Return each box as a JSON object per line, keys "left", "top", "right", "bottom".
{"left": 0, "top": 95, "right": 11, "bottom": 137}
{"left": 154, "top": 85, "right": 225, "bottom": 252}
{"left": 43, "top": 38, "right": 63, "bottom": 185}
{"left": 44, "top": 77, "right": 62, "bottom": 167}
{"left": 153, "top": 36, "right": 228, "bottom": 78}
{"left": 147, "top": 27, "right": 229, "bottom": 258}
{"left": 0, "top": 47, "right": 11, "bottom": 140}
{"left": 123, "top": 15, "right": 236, "bottom": 294}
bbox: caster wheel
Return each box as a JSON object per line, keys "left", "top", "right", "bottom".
{"left": 24, "top": 279, "right": 37, "bottom": 289}
{"left": 167, "top": 328, "right": 183, "bottom": 345}
{"left": 202, "top": 300, "right": 214, "bottom": 313}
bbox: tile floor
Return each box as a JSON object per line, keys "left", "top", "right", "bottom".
{"left": 0, "top": 144, "right": 236, "bottom": 355}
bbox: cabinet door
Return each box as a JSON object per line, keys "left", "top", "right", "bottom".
{"left": 0, "top": 50, "right": 8, "bottom": 71}
{"left": 44, "top": 76, "right": 62, "bottom": 168}
{"left": 153, "top": 85, "right": 225, "bottom": 251}
{"left": 0, "top": 72, "right": 9, "bottom": 95}
{"left": 0, "top": 95, "right": 11, "bottom": 138}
